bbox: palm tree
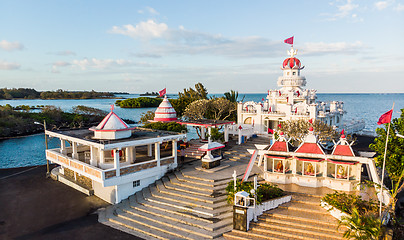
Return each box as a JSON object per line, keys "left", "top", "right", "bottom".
{"left": 338, "top": 208, "right": 381, "bottom": 240}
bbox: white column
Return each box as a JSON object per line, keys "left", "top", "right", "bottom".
{"left": 90, "top": 146, "right": 97, "bottom": 166}
{"left": 201, "top": 127, "right": 206, "bottom": 140}
{"left": 172, "top": 140, "right": 177, "bottom": 165}
{"left": 264, "top": 156, "right": 267, "bottom": 172}
{"left": 133, "top": 147, "right": 136, "bottom": 162}
{"left": 60, "top": 139, "right": 67, "bottom": 154}
{"left": 114, "top": 149, "right": 120, "bottom": 177}
{"left": 115, "top": 186, "right": 120, "bottom": 204}
{"left": 238, "top": 127, "right": 242, "bottom": 145}
{"left": 72, "top": 142, "right": 78, "bottom": 159}
{"left": 147, "top": 144, "right": 153, "bottom": 157}
{"left": 155, "top": 143, "right": 161, "bottom": 167}
{"left": 224, "top": 125, "right": 229, "bottom": 143}
{"left": 125, "top": 147, "right": 132, "bottom": 163}
{"left": 208, "top": 127, "right": 212, "bottom": 144}
{"left": 99, "top": 149, "right": 105, "bottom": 164}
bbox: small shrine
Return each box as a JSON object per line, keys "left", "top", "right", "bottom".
{"left": 153, "top": 95, "right": 177, "bottom": 122}
{"left": 89, "top": 105, "right": 136, "bottom": 139}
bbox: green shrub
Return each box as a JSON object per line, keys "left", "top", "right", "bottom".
{"left": 142, "top": 122, "right": 187, "bottom": 133}
{"left": 225, "top": 179, "right": 284, "bottom": 205}
{"left": 115, "top": 97, "right": 162, "bottom": 108}
{"left": 322, "top": 192, "right": 378, "bottom": 215}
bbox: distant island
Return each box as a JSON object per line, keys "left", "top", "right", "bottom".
{"left": 0, "top": 88, "right": 128, "bottom": 100}
{"left": 140, "top": 91, "right": 160, "bottom": 97}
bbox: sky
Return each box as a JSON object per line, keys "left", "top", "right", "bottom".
{"left": 0, "top": 0, "right": 403, "bottom": 94}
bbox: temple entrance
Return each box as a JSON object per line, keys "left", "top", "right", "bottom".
{"left": 264, "top": 119, "right": 278, "bottom": 132}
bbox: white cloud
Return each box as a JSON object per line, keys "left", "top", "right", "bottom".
{"left": 375, "top": 1, "right": 389, "bottom": 10}
{"left": 146, "top": 7, "right": 159, "bottom": 15}
{"left": 0, "top": 40, "right": 24, "bottom": 51}
{"left": 0, "top": 60, "right": 20, "bottom": 70}
{"left": 323, "top": 0, "right": 359, "bottom": 21}
{"left": 54, "top": 50, "right": 76, "bottom": 56}
{"left": 53, "top": 61, "right": 71, "bottom": 67}
{"left": 110, "top": 20, "right": 168, "bottom": 39}
{"left": 302, "top": 41, "right": 364, "bottom": 55}
{"left": 72, "top": 58, "right": 132, "bottom": 70}
{"left": 394, "top": 3, "right": 404, "bottom": 11}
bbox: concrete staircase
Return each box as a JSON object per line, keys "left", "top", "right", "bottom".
{"left": 223, "top": 137, "right": 269, "bottom": 162}
{"left": 184, "top": 142, "right": 205, "bottom": 159}
{"left": 101, "top": 169, "right": 234, "bottom": 239}
{"left": 223, "top": 192, "right": 345, "bottom": 240}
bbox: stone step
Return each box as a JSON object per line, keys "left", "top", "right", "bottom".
{"left": 129, "top": 196, "right": 232, "bottom": 232}
{"left": 263, "top": 208, "right": 339, "bottom": 228}
{"left": 254, "top": 218, "right": 344, "bottom": 239}
{"left": 121, "top": 208, "right": 219, "bottom": 239}
{"left": 157, "top": 179, "right": 227, "bottom": 204}
{"left": 223, "top": 229, "right": 286, "bottom": 240}
{"left": 147, "top": 185, "right": 232, "bottom": 217}
{"left": 251, "top": 221, "right": 344, "bottom": 240}
{"left": 116, "top": 210, "right": 207, "bottom": 240}
{"left": 180, "top": 170, "right": 233, "bottom": 184}
{"left": 168, "top": 174, "right": 215, "bottom": 193}
{"left": 277, "top": 202, "right": 328, "bottom": 215}
{"left": 175, "top": 171, "right": 229, "bottom": 190}
{"left": 109, "top": 216, "right": 180, "bottom": 240}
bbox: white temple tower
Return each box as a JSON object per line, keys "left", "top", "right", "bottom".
{"left": 153, "top": 95, "right": 178, "bottom": 122}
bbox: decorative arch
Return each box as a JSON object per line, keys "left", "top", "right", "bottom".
{"left": 244, "top": 117, "right": 253, "bottom": 124}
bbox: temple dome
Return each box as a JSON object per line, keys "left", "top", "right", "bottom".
{"left": 282, "top": 57, "right": 301, "bottom": 69}
{"left": 89, "top": 106, "right": 135, "bottom": 140}
{"left": 154, "top": 96, "right": 177, "bottom": 122}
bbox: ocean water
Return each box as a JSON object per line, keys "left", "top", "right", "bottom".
{"left": 0, "top": 93, "right": 403, "bottom": 168}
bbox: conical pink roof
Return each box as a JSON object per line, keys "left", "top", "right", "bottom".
{"left": 90, "top": 106, "right": 135, "bottom": 132}
{"left": 154, "top": 96, "right": 177, "bottom": 122}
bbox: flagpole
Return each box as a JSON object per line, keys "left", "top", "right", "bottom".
{"left": 379, "top": 102, "right": 395, "bottom": 218}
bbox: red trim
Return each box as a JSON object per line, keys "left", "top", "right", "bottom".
{"left": 89, "top": 127, "right": 136, "bottom": 132}
{"left": 242, "top": 150, "right": 257, "bottom": 182}
{"left": 295, "top": 157, "right": 324, "bottom": 162}
{"left": 155, "top": 112, "right": 177, "bottom": 114}
{"left": 98, "top": 112, "right": 113, "bottom": 129}
{"left": 198, "top": 145, "right": 225, "bottom": 151}
{"left": 177, "top": 121, "right": 235, "bottom": 127}
{"left": 265, "top": 155, "right": 286, "bottom": 159}
{"left": 154, "top": 118, "right": 178, "bottom": 121}
{"left": 157, "top": 107, "right": 175, "bottom": 109}
{"left": 327, "top": 159, "right": 358, "bottom": 165}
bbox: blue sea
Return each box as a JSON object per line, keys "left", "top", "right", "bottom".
{"left": 0, "top": 93, "right": 403, "bottom": 168}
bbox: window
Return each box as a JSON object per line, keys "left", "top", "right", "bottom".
{"left": 133, "top": 180, "right": 140, "bottom": 188}
{"left": 293, "top": 72, "right": 296, "bottom": 75}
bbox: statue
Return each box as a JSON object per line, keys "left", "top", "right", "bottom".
{"left": 276, "top": 161, "right": 283, "bottom": 172}
{"left": 305, "top": 163, "right": 315, "bottom": 175}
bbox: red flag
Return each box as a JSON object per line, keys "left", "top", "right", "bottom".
{"left": 262, "top": 98, "right": 264, "bottom": 101}
{"left": 284, "top": 36, "right": 294, "bottom": 45}
{"left": 159, "top": 88, "right": 166, "bottom": 97}
{"left": 268, "top": 128, "right": 273, "bottom": 134}
{"left": 279, "top": 90, "right": 281, "bottom": 96}
{"left": 340, "top": 129, "right": 345, "bottom": 135}
{"left": 278, "top": 123, "right": 282, "bottom": 129}
{"left": 309, "top": 119, "right": 313, "bottom": 124}
{"left": 296, "top": 90, "right": 300, "bottom": 97}
{"left": 295, "top": 108, "right": 297, "bottom": 114}
{"left": 269, "top": 106, "right": 272, "bottom": 112}
{"left": 377, "top": 110, "right": 393, "bottom": 125}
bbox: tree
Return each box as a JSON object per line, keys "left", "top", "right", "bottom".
{"left": 224, "top": 90, "right": 244, "bottom": 103}
{"left": 178, "top": 82, "right": 208, "bottom": 100}
{"left": 370, "top": 109, "right": 404, "bottom": 218}
{"left": 140, "top": 110, "right": 155, "bottom": 123}
{"left": 338, "top": 208, "right": 381, "bottom": 240}
{"left": 208, "top": 98, "right": 237, "bottom": 120}
{"left": 183, "top": 99, "right": 210, "bottom": 120}
{"left": 280, "top": 119, "right": 339, "bottom": 144}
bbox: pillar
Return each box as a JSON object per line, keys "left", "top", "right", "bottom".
{"left": 72, "top": 142, "right": 78, "bottom": 159}
{"left": 133, "top": 147, "right": 136, "bottom": 163}
{"left": 99, "top": 149, "right": 105, "bottom": 164}
{"left": 125, "top": 147, "right": 132, "bottom": 163}
{"left": 238, "top": 127, "right": 242, "bottom": 145}
{"left": 114, "top": 149, "right": 120, "bottom": 177}
{"left": 208, "top": 127, "right": 212, "bottom": 144}
{"left": 224, "top": 125, "right": 229, "bottom": 143}
{"left": 201, "top": 127, "right": 206, "bottom": 140}
{"left": 90, "top": 146, "right": 97, "bottom": 166}
{"left": 172, "top": 140, "right": 177, "bottom": 165}
{"left": 155, "top": 142, "right": 161, "bottom": 167}
{"left": 147, "top": 144, "right": 153, "bottom": 157}
{"left": 60, "top": 139, "right": 67, "bottom": 154}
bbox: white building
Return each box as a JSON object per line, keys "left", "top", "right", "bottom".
{"left": 46, "top": 107, "right": 186, "bottom": 204}
{"left": 237, "top": 47, "right": 364, "bottom": 135}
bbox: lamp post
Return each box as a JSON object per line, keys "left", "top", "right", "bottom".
{"left": 34, "top": 120, "right": 50, "bottom": 178}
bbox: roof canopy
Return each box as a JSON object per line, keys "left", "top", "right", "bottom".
{"left": 198, "top": 142, "right": 225, "bottom": 151}
{"left": 179, "top": 119, "right": 234, "bottom": 127}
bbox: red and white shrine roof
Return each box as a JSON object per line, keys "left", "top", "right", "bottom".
{"left": 332, "top": 135, "right": 355, "bottom": 157}
{"left": 90, "top": 107, "right": 135, "bottom": 132}
{"left": 154, "top": 96, "right": 177, "bottom": 122}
